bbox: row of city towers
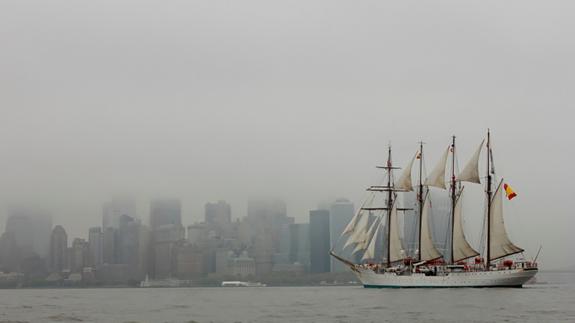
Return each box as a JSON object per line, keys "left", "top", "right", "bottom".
{"left": 0, "top": 197, "right": 383, "bottom": 282}
{"left": 0, "top": 195, "right": 453, "bottom": 283}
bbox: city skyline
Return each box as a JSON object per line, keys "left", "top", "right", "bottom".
{"left": 0, "top": 1, "right": 572, "bottom": 272}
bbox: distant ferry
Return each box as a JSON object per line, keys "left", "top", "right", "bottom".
{"left": 221, "top": 281, "right": 266, "bottom": 287}
{"left": 331, "top": 130, "right": 538, "bottom": 288}
{"left": 140, "top": 275, "right": 192, "bottom": 288}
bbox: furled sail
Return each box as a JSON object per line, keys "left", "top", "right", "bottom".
{"left": 424, "top": 147, "right": 449, "bottom": 189}
{"left": 420, "top": 193, "right": 443, "bottom": 262}
{"left": 362, "top": 221, "right": 383, "bottom": 260}
{"left": 452, "top": 191, "right": 480, "bottom": 262}
{"left": 396, "top": 152, "right": 416, "bottom": 191}
{"left": 489, "top": 181, "right": 524, "bottom": 261}
{"left": 388, "top": 201, "right": 405, "bottom": 263}
{"left": 458, "top": 140, "right": 484, "bottom": 184}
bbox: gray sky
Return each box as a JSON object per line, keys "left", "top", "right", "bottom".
{"left": 0, "top": 1, "right": 573, "bottom": 269}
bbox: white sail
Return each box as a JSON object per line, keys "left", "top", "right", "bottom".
{"left": 424, "top": 147, "right": 449, "bottom": 189}
{"left": 452, "top": 191, "right": 479, "bottom": 262}
{"left": 388, "top": 201, "right": 405, "bottom": 263}
{"left": 458, "top": 140, "right": 484, "bottom": 184}
{"left": 354, "top": 216, "right": 381, "bottom": 254}
{"left": 396, "top": 152, "right": 416, "bottom": 191}
{"left": 342, "top": 193, "right": 376, "bottom": 236}
{"left": 342, "top": 210, "right": 361, "bottom": 236}
{"left": 489, "top": 181, "right": 524, "bottom": 261}
{"left": 420, "top": 194, "right": 442, "bottom": 262}
{"left": 362, "top": 221, "right": 383, "bottom": 260}
{"left": 343, "top": 212, "right": 370, "bottom": 249}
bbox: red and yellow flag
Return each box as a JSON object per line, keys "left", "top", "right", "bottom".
{"left": 503, "top": 183, "right": 517, "bottom": 200}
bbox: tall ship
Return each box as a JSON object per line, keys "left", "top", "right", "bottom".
{"left": 331, "top": 130, "right": 538, "bottom": 288}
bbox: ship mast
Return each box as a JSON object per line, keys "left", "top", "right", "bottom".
{"left": 386, "top": 146, "right": 393, "bottom": 267}
{"left": 417, "top": 142, "right": 424, "bottom": 262}
{"left": 486, "top": 129, "right": 492, "bottom": 268}
{"left": 450, "top": 136, "right": 456, "bottom": 264}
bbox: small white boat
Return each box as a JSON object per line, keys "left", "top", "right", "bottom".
{"left": 221, "top": 281, "right": 266, "bottom": 287}
{"left": 140, "top": 275, "right": 192, "bottom": 288}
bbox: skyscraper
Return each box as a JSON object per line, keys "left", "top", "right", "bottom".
{"left": 117, "top": 216, "right": 150, "bottom": 280}
{"left": 247, "top": 198, "right": 294, "bottom": 275}
{"left": 102, "top": 197, "right": 137, "bottom": 230}
{"left": 289, "top": 223, "right": 310, "bottom": 268}
{"left": 102, "top": 227, "right": 117, "bottom": 264}
{"left": 150, "top": 200, "right": 183, "bottom": 279}
{"left": 5, "top": 207, "right": 52, "bottom": 258}
{"left": 329, "top": 198, "right": 354, "bottom": 272}
{"left": 49, "top": 225, "right": 68, "bottom": 272}
{"left": 70, "top": 238, "right": 89, "bottom": 273}
{"left": 88, "top": 227, "right": 103, "bottom": 268}
{"left": 309, "top": 209, "right": 330, "bottom": 273}
{"left": 205, "top": 200, "right": 232, "bottom": 238}
{"left": 150, "top": 199, "right": 182, "bottom": 229}
{"left": 205, "top": 200, "right": 231, "bottom": 226}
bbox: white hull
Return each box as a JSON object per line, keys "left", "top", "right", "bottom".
{"left": 356, "top": 268, "right": 538, "bottom": 288}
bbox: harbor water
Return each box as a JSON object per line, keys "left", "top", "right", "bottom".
{"left": 0, "top": 272, "right": 573, "bottom": 323}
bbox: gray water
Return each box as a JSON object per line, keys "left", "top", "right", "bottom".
{"left": 0, "top": 272, "right": 573, "bottom": 323}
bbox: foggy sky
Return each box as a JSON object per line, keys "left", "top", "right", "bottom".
{"left": 0, "top": 1, "right": 573, "bottom": 269}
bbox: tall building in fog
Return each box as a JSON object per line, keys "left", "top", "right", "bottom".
{"left": 88, "top": 227, "right": 103, "bottom": 268}
{"left": 102, "top": 227, "right": 117, "bottom": 264}
{"left": 247, "top": 198, "right": 294, "bottom": 275}
{"left": 49, "top": 225, "right": 68, "bottom": 272}
{"left": 309, "top": 209, "right": 330, "bottom": 273}
{"left": 5, "top": 207, "right": 52, "bottom": 258}
{"left": 69, "top": 238, "right": 89, "bottom": 272}
{"left": 102, "top": 197, "right": 137, "bottom": 229}
{"left": 289, "top": 223, "right": 310, "bottom": 268}
{"left": 150, "top": 199, "right": 182, "bottom": 229}
{"left": 329, "top": 198, "right": 354, "bottom": 272}
{"left": 205, "top": 200, "right": 231, "bottom": 226}
{"left": 117, "top": 215, "right": 150, "bottom": 280}
{"left": 150, "top": 200, "right": 183, "bottom": 279}
{"left": 205, "top": 200, "right": 232, "bottom": 238}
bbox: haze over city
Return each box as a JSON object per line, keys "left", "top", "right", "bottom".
{"left": 1, "top": 0, "right": 574, "bottom": 273}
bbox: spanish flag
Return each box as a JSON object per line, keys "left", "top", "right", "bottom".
{"left": 504, "top": 183, "right": 517, "bottom": 200}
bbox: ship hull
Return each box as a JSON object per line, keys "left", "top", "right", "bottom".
{"left": 355, "top": 268, "right": 538, "bottom": 288}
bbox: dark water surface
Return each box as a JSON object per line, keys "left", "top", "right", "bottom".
{"left": 0, "top": 272, "right": 573, "bottom": 323}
